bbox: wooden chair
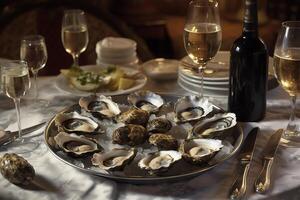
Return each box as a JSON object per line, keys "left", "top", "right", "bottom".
{"left": 0, "top": 0, "right": 154, "bottom": 75}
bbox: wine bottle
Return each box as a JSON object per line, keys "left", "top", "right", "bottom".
{"left": 228, "top": 0, "right": 268, "bottom": 122}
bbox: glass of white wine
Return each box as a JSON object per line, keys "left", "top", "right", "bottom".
{"left": 183, "top": 0, "right": 222, "bottom": 98}
{"left": 1, "top": 61, "right": 38, "bottom": 153}
{"left": 274, "top": 21, "right": 300, "bottom": 148}
{"left": 61, "top": 9, "right": 89, "bottom": 68}
{"left": 20, "top": 35, "right": 48, "bottom": 105}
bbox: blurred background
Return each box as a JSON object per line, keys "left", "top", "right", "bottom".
{"left": 0, "top": 0, "right": 299, "bottom": 75}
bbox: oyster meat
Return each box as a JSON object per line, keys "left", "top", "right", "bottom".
{"left": 174, "top": 96, "right": 213, "bottom": 123}
{"left": 192, "top": 113, "right": 237, "bottom": 138}
{"left": 118, "top": 108, "right": 149, "bottom": 126}
{"left": 0, "top": 153, "right": 35, "bottom": 185}
{"left": 79, "top": 95, "right": 121, "bottom": 118}
{"left": 149, "top": 134, "right": 178, "bottom": 150}
{"left": 55, "top": 112, "right": 101, "bottom": 134}
{"left": 147, "top": 118, "right": 172, "bottom": 133}
{"left": 54, "top": 132, "right": 102, "bottom": 156}
{"left": 127, "top": 90, "right": 164, "bottom": 113}
{"left": 138, "top": 150, "right": 181, "bottom": 174}
{"left": 112, "top": 124, "right": 148, "bottom": 146}
{"left": 92, "top": 148, "right": 136, "bottom": 171}
{"left": 179, "top": 138, "right": 223, "bottom": 164}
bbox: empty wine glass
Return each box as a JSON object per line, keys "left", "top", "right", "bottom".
{"left": 20, "top": 35, "right": 48, "bottom": 105}
{"left": 183, "top": 0, "right": 222, "bottom": 98}
{"left": 61, "top": 9, "right": 89, "bottom": 68}
{"left": 273, "top": 21, "right": 300, "bottom": 148}
{"left": 0, "top": 60, "right": 38, "bottom": 153}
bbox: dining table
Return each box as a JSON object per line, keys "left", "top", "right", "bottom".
{"left": 0, "top": 74, "right": 299, "bottom": 200}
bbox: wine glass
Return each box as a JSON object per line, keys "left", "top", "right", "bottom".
{"left": 0, "top": 60, "right": 38, "bottom": 153}
{"left": 61, "top": 9, "right": 89, "bottom": 68}
{"left": 20, "top": 35, "right": 48, "bottom": 104}
{"left": 183, "top": 0, "right": 222, "bottom": 98}
{"left": 273, "top": 21, "right": 300, "bottom": 148}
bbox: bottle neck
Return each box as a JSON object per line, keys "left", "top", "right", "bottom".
{"left": 242, "top": 0, "right": 258, "bottom": 37}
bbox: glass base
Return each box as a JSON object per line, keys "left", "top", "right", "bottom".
{"left": 2, "top": 138, "right": 40, "bottom": 154}
{"left": 280, "top": 129, "right": 300, "bottom": 148}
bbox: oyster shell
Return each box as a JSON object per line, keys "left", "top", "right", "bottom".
{"left": 147, "top": 118, "right": 172, "bottom": 133}
{"left": 174, "top": 96, "right": 213, "bottom": 123}
{"left": 192, "top": 113, "right": 237, "bottom": 138}
{"left": 149, "top": 134, "right": 178, "bottom": 150}
{"left": 118, "top": 108, "right": 149, "bottom": 126}
{"left": 112, "top": 124, "right": 148, "bottom": 146}
{"left": 138, "top": 150, "right": 181, "bottom": 174}
{"left": 54, "top": 132, "right": 102, "bottom": 156}
{"left": 127, "top": 90, "right": 164, "bottom": 113}
{"left": 92, "top": 148, "right": 136, "bottom": 171}
{"left": 55, "top": 112, "right": 101, "bottom": 134}
{"left": 0, "top": 153, "right": 35, "bottom": 185}
{"left": 179, "top": 138, "right": 223, "bottom": 164}
{"left": 79, "top": 95, "right": 121, "bottom": 118}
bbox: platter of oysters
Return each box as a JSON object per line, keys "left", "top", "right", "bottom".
{"left": 45, "top": 90, "right": 243, "bottom": 183}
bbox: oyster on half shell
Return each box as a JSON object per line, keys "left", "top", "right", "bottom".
{"left": 79, "top": 95, "right": 121, "bottom": 118}
{"left": 138, "top": 150, "right": 181, "bottom": 174}
{"left": 149, "top": 134, "right": 178, "bottom": 150}
{"left": 147, "top": 118, "right": 172, "bottom": 133}
{"left": 179, "top": 138, "right": 223, "bottom": 164}
{"left": 127, "top": 90, "right": 164, "bottom": 113}
{"left": 92, "top": 148, "right": 136, "bottom": 171}
{"left": 192, "top": 113, "right": 237, "bottom": 138}
{"left": 55, "top": 112, "right": 102, "bottom": 134}
{"left": 54, "top": 132, "right": 102, "bottom": 156}
{"left": 174, "top": 96, "right": 213, "bottom": 123}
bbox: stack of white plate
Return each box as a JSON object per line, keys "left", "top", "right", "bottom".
{"left": 96, "top": 37, "right": 139, "bottom": 66}
{"left": 178, "top": 51, "right": 230, "bottom": 97}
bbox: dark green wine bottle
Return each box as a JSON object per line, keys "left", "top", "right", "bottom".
{"left": 228, "top": 0, "right": 268, "bottom": 122}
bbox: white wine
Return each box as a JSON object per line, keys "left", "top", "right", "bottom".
{"left": 274, "top": 49, "right": 300, "bottom": 96}
{"left": 184, "top": 23, "right": 222, "bottom": 65}
{"left": 2, "top": 67, "right": 30, "bottom": 99}
{"left": 20, "top": 44, "right": 47, "bottom": 73}
{"left": 62, "top": 25, "right": 88, "bottom": 56}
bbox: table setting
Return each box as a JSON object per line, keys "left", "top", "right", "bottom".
{"left": 1, "top": 1, "right": 300, "bottom": 200}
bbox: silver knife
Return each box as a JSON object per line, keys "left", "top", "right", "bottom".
{"left": 0, "top": 122, "right": 46, "bottom": 146}
{"left": 229, "top": 127, "right": 259, "bottom": 200}
{"left": 254, "top": 129, "right": 283, "bottom": 193}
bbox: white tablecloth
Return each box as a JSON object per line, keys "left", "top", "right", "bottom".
{"left": 0, "top": 77, "right": 299, "bottom": 200}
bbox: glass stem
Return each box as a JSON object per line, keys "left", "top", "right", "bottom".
{"left": 72, "top": 54, "right": 79, "bottom": 68}
{"left": 286, "top": 95, "right": 299, "bottom": 136}
{"left": 198, "top": 63, "right": 206, "bottom": 98}
{"left": 33, "top": 71, "right": 38, "bottom": 102}
{"left": 13, "top": 98, "right": 23, "bottom": 142}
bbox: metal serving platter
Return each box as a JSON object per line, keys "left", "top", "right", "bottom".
{"left": 44, "top": 94, "right": 243, "bottom": 184}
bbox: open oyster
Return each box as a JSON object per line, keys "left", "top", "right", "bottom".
{"left": 92, "top": 148, "right": 136, "bottom": 171}
{"left": 112, "top": 124, "right": 148, "bottom": 146}
{"left": 54, "top": 132, "right": 102, "bottom": 156}
{"left": 174, "top": 96, "right": 213, "bottom": 123}
{"left": 118, "top": 108, "right": 149, "bottom": 126}
{"left": 138, "top": 150, "right": 181, "bottom": 174}
{"left": 192, "top": 113, "right": 237, "bottom": 138}
{"left": 147, "top": 118, "right": 172, "bottom": 133}
{"left": 55, "top": 112, "right": 102, "bottom": 134}
{"left": 79, "top": 95, "right": 121, "bottom": 118}
{"left": 149, "top": 134, "right": 178, "bottom": 150}
{"left": 179, "top": 138, "right": 223, "bottom": 164}
{"left": 127, "top": 90, "right": 164, "bottom": 113}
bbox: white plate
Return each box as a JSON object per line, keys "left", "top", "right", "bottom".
{"left": 178, "top": 75, "right": 229, "bottom": 92}
{"left": 178, "top": 77, "right": 228, "bottom": 98}
{"left": 178, "top": 70, "right": 229, "bottom": 86}
{"left": 141, "top": 58, "right": 179, "bottom": 81}
{"left": 55, "top": 65, "right": 147, "bottom": 96}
